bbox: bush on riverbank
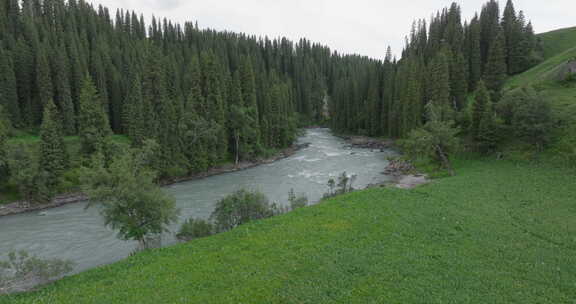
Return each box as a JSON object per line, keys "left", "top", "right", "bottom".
{"left": 210, "top": 189, "right": 281, "bottom": 233}
{"left": 0, "top": 251, "right": 74, "bottom": 295}
{"left": 176, "top": 218, "right": 214, "bottom": 242}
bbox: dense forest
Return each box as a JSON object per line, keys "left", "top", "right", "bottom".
{"left": 0, "top": 0, "right": 541, "bottom": 202}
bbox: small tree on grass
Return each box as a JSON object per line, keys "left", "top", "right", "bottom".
{"left": 401, "top": 104, "right": 461, "bottom": 176}
{"left": 81, "top": 141, "right": 179, "bottom": 250}
{"left": 210, "top": 189, "right": 279, "bottom": 233}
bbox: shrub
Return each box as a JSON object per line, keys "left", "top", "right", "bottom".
{"left": 288, "top": 189, "right": 308, "bottom": 210}
{"left": 210, "top": 189, "right": 279, "bottom": 232}
{"left": 323, "top": 172, "right": 357, "bottom": 198}
{"left": 0, "top": 251, "right": 74, "bottom": 294}
{"left": 176, "top": 218, "right": 214, "bottom": 242}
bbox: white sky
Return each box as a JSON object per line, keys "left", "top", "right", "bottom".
{"left": 86, "top": 0, "right": 575, "bottom": 60}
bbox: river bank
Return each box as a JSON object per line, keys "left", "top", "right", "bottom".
{"left": 339, "top": 135, "right": 429, "bottom": 190}
{"left": 0, "top": 143, "right": 310, "bottom": 217}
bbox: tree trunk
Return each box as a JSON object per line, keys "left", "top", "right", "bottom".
{"left": 434, "top": 144, "right": 455, "bottom": 176}
{"left": 234, "top": 132, "right": 240, "bottom": 167}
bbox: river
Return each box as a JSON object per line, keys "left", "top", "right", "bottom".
{"left": 0, "top": 129, "right": 394, "bottom": 274}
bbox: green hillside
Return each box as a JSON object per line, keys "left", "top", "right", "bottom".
{"left": 503, "top": 27, "right": 576, "bottom": 166}
{"left": 538, "top": 27, "right": 576, "bottom": 59}
{"left": 2, "top": 159, "right": 575, "bottom": 303}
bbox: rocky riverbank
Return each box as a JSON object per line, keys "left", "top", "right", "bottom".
{"left": 341, "top": 136, "right": 429, "bottom": 190}
{"left": 342, "top": 135, "right": 395, "bottom": 150}
{"left": 0, "top": 143, "right": 310, "bottom": 217}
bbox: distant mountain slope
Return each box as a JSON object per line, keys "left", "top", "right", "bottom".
{"left": 506, "top": 45, "right": 576, "bottom": 89}
{"left": 538, "top": 26, "right": 576, "bottom": 59}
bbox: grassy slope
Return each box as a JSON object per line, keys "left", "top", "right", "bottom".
{"left": 504, "top": 27, "right": 576, "bottom": 165}
{"left": 2, "top": 158, "right": 575, "bottom": 304}
{"left": 538, "top": 27, "right": 576, "bottom": 60}
{"left": 507, "top": 26, "right": 576, "bottom": 88}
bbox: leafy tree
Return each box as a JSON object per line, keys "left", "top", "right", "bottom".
{"left": 6, "top": 143, "right": 51, "bottom": 204}
{"left": 401, "top": 104, "right": 461, "bottom": 175}
{"left": 81, "top": 142, "right": 179, "bottom": 250}
{"left": 510, "top": 88, "right": 555, "bottom": 150}
{"left": 210, "top": 189, "right": 279, "bottom": 233}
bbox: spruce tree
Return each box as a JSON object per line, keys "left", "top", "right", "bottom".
{"left": 35, "top": 42, "right": 53, "bottom": 124}
{"left": 471, "top": 80, "right": 490, "bottom": 136}
{"left": 52, "top": 44, "right": 76, "bottom": 135}
{"left": 78, "top": 75, "right": 112, "bottom": 155}
{"left": 239, "top": 56, "right": 261, "bottom": 154}
{"left": 476, "top": 98, "right": 500, "bottom": 154}
{"left": 0, "top": 47, "right": 21, "bottom": 127}
{"left": 0, "top": 105, "right": 9, "bottom": 185}
{"left": 467, "top": 16, "right": 482, "bottom": 92}
{"left": 484, "top": 29, "right": 507, "bottom": 101}
{"left": 450, "top": 51, "right": 469, "bottom": 111}
{"left": 427, "top": 50, "right": 452, "bottom": 122}
{"left": 39, "top": 99, "right": 68, "bottom": 194}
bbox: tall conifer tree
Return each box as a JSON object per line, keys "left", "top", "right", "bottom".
{"left": 39, "top": 99, "right": 68, "bottom": 191}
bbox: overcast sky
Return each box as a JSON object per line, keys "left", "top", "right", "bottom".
{"left": 86, "top": 0, "right": 574, "bottom": 60}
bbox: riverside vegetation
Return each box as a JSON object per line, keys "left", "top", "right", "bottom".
{"left": 1, "top": 0, "right": 576, "bottom": 302}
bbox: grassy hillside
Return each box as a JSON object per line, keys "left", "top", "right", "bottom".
{"left": 503, "top": 27, "right": 576, "bottom": 166}
{"left": 507, "top": 26, "right": 576, "bottom": 88}
{"left": 2, "top": 158, "right": 575, "bottom": 303}
{"left": 538, "top": 27, "right": 576, "bottom": 60}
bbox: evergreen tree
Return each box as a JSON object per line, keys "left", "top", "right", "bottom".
{"left": 471, "top": 80, "right": 490, "bottom": 136}
{"left": 0, "top": 106, "right": 9, "bottom": 185}
{"left": 466, "top": 16, "right": 482, "bottom": 91}
{"left": 484, "top": 29, "right": 507, "bottom": 101}
{"left": 239, "top": 56, "right": 261, "bottom": 154}
{"left": 450, "top": 51, "right": 468, "bottom": 111}
{"left": 52, "top": 44, "right": 76, "bottom": 135}
{"left": 78, "top": 75, "right": 112, "bottom": 155}
{"left": 35, "top": 42, "right": 53, "bottom": 124}
{"left": 123, "top": 73, "right": 145, "bottom": 145}
{"left": 427, "top": 50, "right": 452, "bottom": 121}
{"left": 14, "top": 38, "right": 35, "bottom": 127}
{"left": 39, "top": 99, "right": 68, "bottom": 193}
{"left": 0, "top": 47, "right": 21, "bottom": 127}
{"left": 476, "top": 97, "right": 500, "bottom": 154}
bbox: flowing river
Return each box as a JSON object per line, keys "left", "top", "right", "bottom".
{"left": 0, "top": 129, "right": 394, "bottom": 274}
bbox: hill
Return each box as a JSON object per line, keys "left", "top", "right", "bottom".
{"left": 538, "top": 27, "right": 576, "bottom": 59}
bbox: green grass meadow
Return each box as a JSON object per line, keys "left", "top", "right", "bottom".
{"left": 2, "top": 158, "right": 575, "bottom": 303}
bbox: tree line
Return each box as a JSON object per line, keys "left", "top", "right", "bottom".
{"left": 0, "top": 0, "right": 374, "bottom": 201}
{"left": 0, "top": 0, "right": 543, "bottom": 202}
{"left": 331, "top": 0, "right": 541, "bottom": 138}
